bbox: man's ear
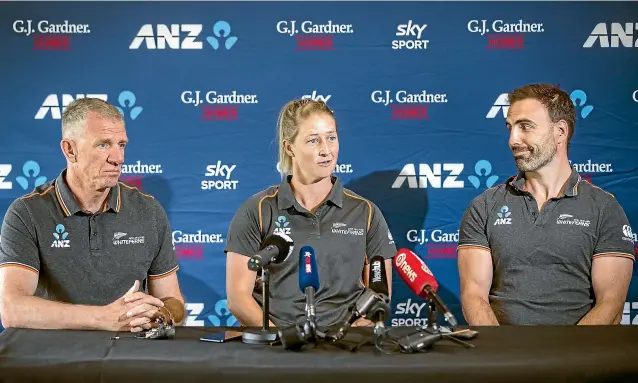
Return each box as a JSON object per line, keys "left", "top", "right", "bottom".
{"left": 555, "top": 120, "right": 568, "bottom": 146}
{"left": 61, "top": 139, "right": 78, "bottom": 163}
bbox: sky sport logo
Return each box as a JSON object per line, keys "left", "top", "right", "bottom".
{"left": 181, "top": 90, "right": 258, "bottom": 121}
{"left": 13, "top": 19, "right": 91, "bottom": 50}
{"left": 371, "top": 90, "right": 448, "bottom": 120}
{"left": 467, "top": 19, "right": 544, "bottom": 50}
{"left": 276, "top": 20, "right": 354, "bottom": 50}
{"left": 393, "top": 21, "right": 429, "bottom": 50}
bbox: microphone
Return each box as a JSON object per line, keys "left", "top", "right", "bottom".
{"left": 242, "top": 234, "right": 294, "bottom": 345}
{"left": 329, "top": 256, "right": 390, "bottom": 342}
{"left": 393, "top": 248, "right": 458, "bottom": 328}
{"left": 279, "top": 246, "right": 321, "bottom": 351}
{"left": 247, "top": 233, "right": 294, "bottom": 271}
{"left": 368, "top": 256, "right": 390, "bottom": 334}
{"left": 298, "top": 246, "right": 320, "bottom": 321}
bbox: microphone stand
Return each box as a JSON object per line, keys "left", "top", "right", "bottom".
{"left": 425, "top": 300, "right": 439, "bottom": 332}
{"left": 242, "top": 268, "right": 279, "bottom": 344}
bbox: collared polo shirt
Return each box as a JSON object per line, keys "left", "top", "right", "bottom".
{"left": 458, "top": 169, "right": 635, "bottom": 325}
{"left": 0, "top": 170, "right": 179, "bottom": 305}
{"left": 225, "top": 175, "right": 397, "bottom": 329}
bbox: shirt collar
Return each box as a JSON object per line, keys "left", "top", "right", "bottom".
{"left": 277, "top": 175, "right": 344, "bottom": 210}
{"left": 54, "top": 169, "right": 121, "bottom": 216}
{"left": 508, "top": 168, "right": 582, "bottom": 197}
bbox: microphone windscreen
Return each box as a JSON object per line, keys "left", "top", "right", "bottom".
{"left": 393, "top": 248, "right": 439, "bottom": 299}
{"left": 298, "top": 245, "right": 320, "bottom": 292}
{"left": 260, "top": 233, "right": 294, "bottom": 264}
{"left": 369, "top": 255, "right": 389, "bottom": 296}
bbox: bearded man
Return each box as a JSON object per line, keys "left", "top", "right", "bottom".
{"left": 456, "top": 84, "right": 634, "bottom": 325}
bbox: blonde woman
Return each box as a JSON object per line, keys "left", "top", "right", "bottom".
{"left": 225, "top": 99, "right": 396, "bottom": 330}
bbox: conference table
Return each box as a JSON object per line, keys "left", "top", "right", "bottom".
{"left": 1, "top": 325, "right": 637, "bottom": 382}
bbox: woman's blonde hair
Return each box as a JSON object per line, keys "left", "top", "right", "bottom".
{"left": 277, "top": 98, "right": 335, "bottom": 176}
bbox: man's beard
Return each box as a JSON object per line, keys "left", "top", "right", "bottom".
{"left": 511, "top": 133, "right": 557, "bottom": 172}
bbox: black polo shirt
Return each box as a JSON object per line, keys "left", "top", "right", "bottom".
{"left": 0, "top": 170, "right": 179, "bottom": 305}
{"left": 458, "top": 169, "right": 635, "bottom": 325}
{"left": 225, "top": 175, "right": 397, "bottom": 329}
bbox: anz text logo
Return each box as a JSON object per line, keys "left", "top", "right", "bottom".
{"left": 487, "top": 90, "right": 594, "bottom": 119}
{"left": 583, "top": 22, "right": 638, "bottom": 48}
{"left": 184, "top": 300, "right": 238, "bottom": 326}
{"left": 494, "top": 206, "right": 512, "bottom": 225}
{"left": 0, "top": 160, "right": 47, "bottom": 191}
{"left": 130, "top": 21, "right": 238, "bottom": 50}
{"left": 273, "top": 215, "right": 291, "bottom": 235}
{"left": 301, "top": 91, "right": 331, "bottom": 103}
{"left": 35, "top": 91, "right": 143, "bottom": 120}
{"left": 392, "top": 163, "right": 464, "bottom": 189}
{"left": 468, "top": 160, "right": 499, "bottom": 189}
{"left": 51, "top": 224, "right": 70, "bottom": 248}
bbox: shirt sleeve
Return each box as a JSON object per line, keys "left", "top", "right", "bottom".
{"left": 593, "top": 197, "right": 635, "bottom": 261}
{"left": 148, "top": 199, "right": 180, "bottom": 280}
{"left": 224, "top": 197, "right": 262, "bottom": 258}
{"left": 457, "top": 193, "right": 490, "bottom": 251}
{"left": 366, "top": 203, "right": 397, "bottom": 261}
{"left": 0, "top": 199, "right": 40, "bottom": 274}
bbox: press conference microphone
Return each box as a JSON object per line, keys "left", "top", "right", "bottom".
{"left": 329, "top": 257, "right": 390, "bottom": 342}
{"left": 299, "top": 246, "right": 320, "bottom": 322}
{"left": 393, "top": 248, "right": 458, "bottom": 328}
{"left": 247, "top": 233, "right": 294, "bottom": 271}
{"left": 368, "top": 255, "right": 390, "bottom": 339}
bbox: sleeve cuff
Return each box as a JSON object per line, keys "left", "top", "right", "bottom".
{"left": 0, "top": 262, "right": 39, "bottom": 275}
{"left": 148, "top": 265, "right": 179, "bottom": 280}
{"left": 456, "top": 243, "right": 491, "bottom": 252}
{"left": 592, "top": 252, "right": 635, "bottom": 261}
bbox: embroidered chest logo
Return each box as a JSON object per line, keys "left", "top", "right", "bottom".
{"left": 556, "top": 213, "right": 591, "bottom": 227}
{"left": 493, "top": 206, "right": 512, "bottom": 225}
{"left": 51, "top": 224, "right": 70, "bottom": 248}
{"left": 113, "top": 232, "right": 145, "bottom": 246}
{"left": 273, "top": 215, "right": 291, "bottom": 235}
{"left": 331, "top": 222, "right": 364, "bottom": 236}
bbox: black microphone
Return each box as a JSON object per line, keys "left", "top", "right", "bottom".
{"left": 368, "top": 256, "right": 390, "bottom": 338}
{"left": 329, "top": 256, "right": 390, "bottom": 342}
{"left": 247, "top": 233, "right": 294, "bottom": 271}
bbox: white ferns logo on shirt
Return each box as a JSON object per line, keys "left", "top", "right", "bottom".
{"left": 493, "top": 206, "right": 512, "bottom": 225}
{"left": 113, "top": 232, "right": 145, "bottom": 246}
{"left": 331, "top": 222, "right": 364, "bottom": 236}
{"left": 556, "top": 213, "right": 591, "bottom": 227}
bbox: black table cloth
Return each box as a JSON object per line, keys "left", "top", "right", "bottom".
{"left": 1, "top": 325, "right": 638, "bottom": 383}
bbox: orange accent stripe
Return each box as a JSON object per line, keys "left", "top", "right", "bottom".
{"left": 148, "top": 266, "right": 180, "bottom": 280}
{"left": 593, "top": 253, "right": 635, "bottom": 261}
{"left": 119, "top": 182, "right": 154, "bottom": 199}
{"left": 343, "top": 191, "right": 372, "bottom": 232}
{"left": 116, "top": 184, "right": 121, "bottom": 212}
{"left": 0, "top": 263, "right": 39, "bottom": 275}
{"left": 258, "top": 189, "right": 279, "bottom": 234}
{"left": 21, "top": 185, "right": 54, "bottom": 200}
{"left": 54, "top": 183, "right": 70, "bottom": 216}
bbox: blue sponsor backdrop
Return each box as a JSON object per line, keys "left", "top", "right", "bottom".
{"left": 1, "top": 1, "right": 637, "bottom": 330}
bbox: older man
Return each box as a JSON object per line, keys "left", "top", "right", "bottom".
{"left": 0, "top": 98, "right": 184, "bottom": 332}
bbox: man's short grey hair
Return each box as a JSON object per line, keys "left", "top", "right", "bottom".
{"left": 61, "top": 98, "right": 124, "bottom": 140}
